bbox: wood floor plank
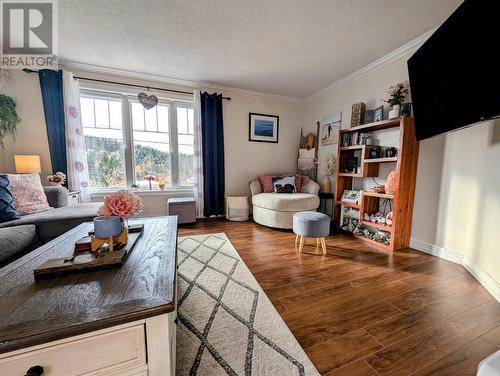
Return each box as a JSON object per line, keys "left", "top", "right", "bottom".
{"left": 306, "top": 329, "right": 383, "bottom": 375}
{"left": 366, "top": 301, "right": 500, "bottom": 376}
{"left": 178, "top": 219, "right": 500, "bottom": 376}
{"left": 366, "top": 286, "right": 493, "bottom": 347}
{"left": 290, "top": 299, "right": 400, "bottom": 349}
{"left": 413, "top": 338, "right": 497, "bottom": 376}
{"left": 481, "top": 325, "right": 500, "bottom": 348}
{"left": 325, "top": 359, "right": 379, "bottom": 376}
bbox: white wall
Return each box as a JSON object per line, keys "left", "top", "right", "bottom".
{"left": 436, "top": 120, "right": 500, "bottom": 283}
{"left": 224, "top": 95, "right": 302, "bottom": 195}
{"left": 0, "top": 68, "right": 302, "bottom": 213}
{"left": 302, "top": 51, "right": 500, "bottom": 293}
{"left": 0, "top": 70, "right": 52, "bottom": 177}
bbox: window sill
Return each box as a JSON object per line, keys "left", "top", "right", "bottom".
{"left": 91, "top": 187, "right": 194, "bottom": 198}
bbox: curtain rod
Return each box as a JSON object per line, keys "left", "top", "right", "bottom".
{"left": 22, "top": 68, "right": 231, "bottom": 100}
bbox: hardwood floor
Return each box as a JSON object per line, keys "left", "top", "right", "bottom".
{"left": 178, "top": 219, "right": 500, "bottom": 376}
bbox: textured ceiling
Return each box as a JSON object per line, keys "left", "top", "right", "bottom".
{"left": 58, "top": 0, "right": 462, "bottom": 98}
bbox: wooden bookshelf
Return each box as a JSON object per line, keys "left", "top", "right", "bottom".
{"left": 334, "top": 116, "right": 419, "bottom": 251}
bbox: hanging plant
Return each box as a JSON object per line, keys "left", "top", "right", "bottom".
{"left": 0, "top": 94, "right": 21, "bottom": 147}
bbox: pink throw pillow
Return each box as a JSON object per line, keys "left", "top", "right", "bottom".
{"left": 8, "top": 173, "right": 52, "bottom": 215}
{"left": 258, "top": 175, "right": 274, "bottom": 193}
{"left": 295, "top": 175, "right": 302, "bottom": 193}
{"left": 259, "top": 175, "right": 302, "bottom": 193}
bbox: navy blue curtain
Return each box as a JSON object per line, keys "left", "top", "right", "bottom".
{"left": 39, "top": 69, "right": 67, "bottom": 176}
{"left": 200, "top": 92, "right": 225, "bottom": 217}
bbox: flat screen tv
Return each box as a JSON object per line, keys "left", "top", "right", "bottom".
{"left": 408, "top": 0, "right": 500, "bottom": 141}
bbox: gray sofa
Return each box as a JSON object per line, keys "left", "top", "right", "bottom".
{"left": 0, "top": 186, "right": 100, "bottom": 266}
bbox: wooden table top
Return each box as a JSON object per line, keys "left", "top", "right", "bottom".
{"left": 0, "top": 216, "right": 178, "bottom": 354}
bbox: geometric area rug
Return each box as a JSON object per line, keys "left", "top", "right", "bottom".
{"left": 176, "top": 233, "right": 320, "bottom": 375}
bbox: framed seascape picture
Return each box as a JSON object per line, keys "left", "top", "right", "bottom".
{"left": 249, "top": 113, "right": 279, "bottom": 143}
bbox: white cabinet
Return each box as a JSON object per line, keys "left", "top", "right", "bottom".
{"left": 0, "top": 313, "right": 175, "bottom": 376}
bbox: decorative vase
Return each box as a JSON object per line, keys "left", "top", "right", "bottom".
{"left": 388, "top": 104, "right": 400, "bottom": 119}
{"left": 93, "top": 216, "right": 122, "bottom": 239}
{"left": 159, "top": 183, "right": 165, "bottom": 191}
{"left": 322, "top": 176, "right": 331, "bottom": 193}
{"left": 385, "top": 171, "right": 396, "bottom": 194}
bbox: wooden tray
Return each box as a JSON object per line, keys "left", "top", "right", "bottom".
{"left": 34, "top": 225, "right": 144, "bottom": 280}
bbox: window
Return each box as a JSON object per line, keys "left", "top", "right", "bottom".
{"left": 80, "top": 91, "right": 194, "bottom": 191}
{"left": 81, "top": 95, "right": 126, "bottom": 188}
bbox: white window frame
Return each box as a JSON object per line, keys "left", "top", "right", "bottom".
{"left": 80, "top": 89, "right": 194, "bottom": 193}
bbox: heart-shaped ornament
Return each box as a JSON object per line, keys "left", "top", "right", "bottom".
{"left": 138, "top": 92, "right": 158, "bottom": 110}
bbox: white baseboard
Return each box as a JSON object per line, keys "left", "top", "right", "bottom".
{"left": 409, "top": 238, "right": 500, "bottom": 303}
{"left": 409, "top": 239, "right": 464, "bottom": 264}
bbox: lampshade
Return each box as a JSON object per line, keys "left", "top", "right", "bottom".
{"left": 15, "top": 155, "right": 41, "bottom": 173}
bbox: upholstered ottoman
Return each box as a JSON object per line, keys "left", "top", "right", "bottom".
{"left": 167, "top": 197, "right": 196, "bottom": 224}
{"left": 293, "top": 211, "right": 330, "bottom": 254}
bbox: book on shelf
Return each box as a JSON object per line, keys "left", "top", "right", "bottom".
{"left": 341, "top": 132, "right": 370, "bottom": 147}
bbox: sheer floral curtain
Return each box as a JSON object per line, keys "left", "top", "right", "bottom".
{"left": 193, "top": 90, "right": 204, "bottom": 217}
{"left": 63, "top": 71, "right": 91, "bottom": 202}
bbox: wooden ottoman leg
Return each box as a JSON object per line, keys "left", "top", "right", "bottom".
{"left": 295, "top": 234, "right": 299, "bottom": 244}
{"left": 321, "top": 237, "right": 327, "bottom": 255}
{"left": 299, "top": 236, "right": 304, "bottom": 253}
{"left": 316, "top": 238, "right": 320, "bottom": 246}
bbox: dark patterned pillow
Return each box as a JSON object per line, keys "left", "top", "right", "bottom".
{"left": 272, "top": 175, "right": 297, "bottom": 193}
{"left": 0, "top": 175, "right": 20, "bottom": 222}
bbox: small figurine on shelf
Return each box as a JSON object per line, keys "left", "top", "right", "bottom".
{"left": 46, "top": 172, "right": 66, "bottom": 186}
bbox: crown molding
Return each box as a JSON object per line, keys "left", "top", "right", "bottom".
{"left": 59, "top": 27, "right": 437, "bottom": 106}
{"left": 304, "top": 28, "right": 437, "bottom": 104}
{"left": 59, "top": 59, "right": 304, "bottom": 105}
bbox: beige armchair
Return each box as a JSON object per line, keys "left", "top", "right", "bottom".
{"left": 249, "top": 178, "right": 320, "bottom": 229}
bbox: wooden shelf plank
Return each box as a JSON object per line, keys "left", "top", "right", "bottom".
{"left": 339, "top": 145, "right": 365, "bottom": 151}
{"left": 363, "top": 191, "right": 394, "bottom": 199}
{"left": 338, "top": 172, "right": 363, "bottom": 177}
{"left": 352, "top": 233, "right": 392, "bottom": 251}
{"left": 340, "top": 117, "right": 405, "bottom": 133}
{"left": 360, "top": 219, "right": 394, "bottom": 232}
{"left": 364, "top": 157, "right": 398, "bottom": 163}
{"left": 336, "top": 200, "right": 360, "bottom": 209}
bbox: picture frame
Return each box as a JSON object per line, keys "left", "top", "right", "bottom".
{"left": 373, "top": 106, "right": 384, "bottom": 122}
{"left": 320, "top": 111, "right": 342, "bottom": 146}
{"left": 249, "top": 113, "right": 279, "bottom": 143}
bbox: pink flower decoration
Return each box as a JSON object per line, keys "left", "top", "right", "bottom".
{"left": 144, "top": 175, "right": 157, "bottom": 181}
{"left": 69, "top": 105, "right": 78, "bottom": 119}
{"left": 75, "top": 161, "right": 85, "bottom": 172}
{"left": 97, "top": 190, "right": 143, "bottom": 219}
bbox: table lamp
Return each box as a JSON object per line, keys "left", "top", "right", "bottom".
{"left": 14, "top": 155, "right": 41, "bottom": 173}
